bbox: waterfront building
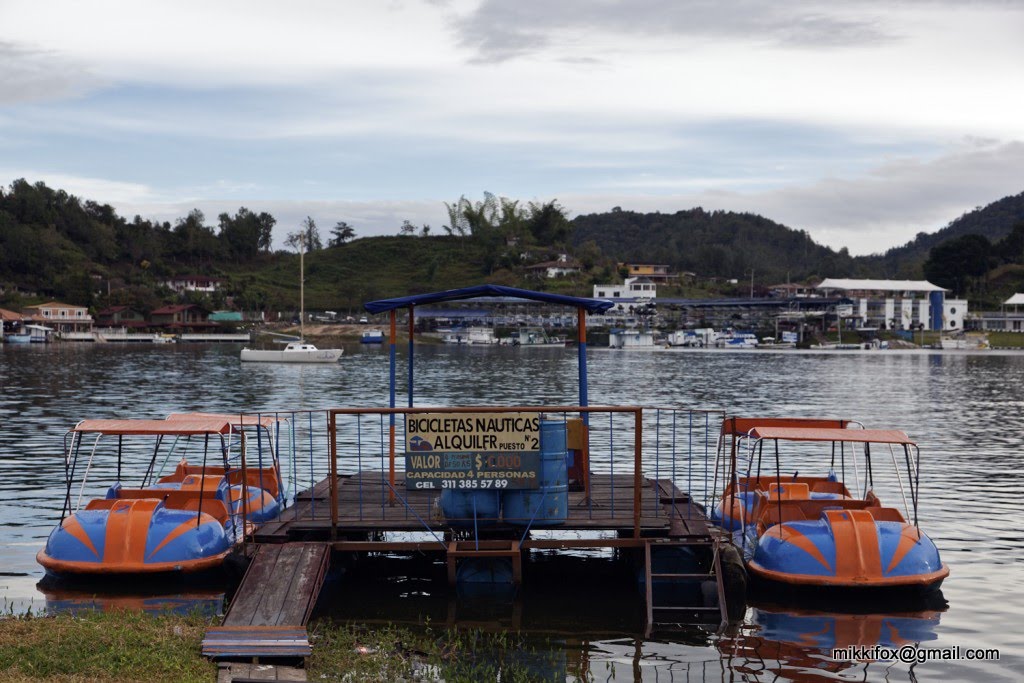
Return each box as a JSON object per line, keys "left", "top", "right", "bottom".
{"left": 973, "top": 293, "right": 1024, "bottom": 332}
{"left": 21, "top": 301, "right": 94, "bottom": 335}
{"left": 815, "top": 279, "right": 965, "bottom": 331}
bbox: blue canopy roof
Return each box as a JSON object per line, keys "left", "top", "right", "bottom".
{"left": 364, "top": 285, "right": 614, "bottom": 314}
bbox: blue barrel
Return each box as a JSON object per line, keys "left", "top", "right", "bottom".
{"left": 441, "top": 489, "right": 501, "bottom": 527}
{"left": 503, "top": 419, "right": 568, "bottom": 527}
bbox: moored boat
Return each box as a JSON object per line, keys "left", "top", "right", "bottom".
{"left": 725, "top": 424, "right": 948, "bottom": 597}
{"left": 360, "top": 329, "right": 385, "bottom": 344}
{"left": 501, "top": 327, "right": 566, "bottom": 347}
{"left": 37, "top": 416, "right": 281, "bottom": 578}
{"left": 240, "top": 340, "right": 343, "bottom": 363}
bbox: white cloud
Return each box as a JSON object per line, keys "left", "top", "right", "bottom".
{"left": 0, "top": 170, "right": 158, "bottom": 205}
{"left": 0, "top": 1, "right": 1022, "bottom": 260}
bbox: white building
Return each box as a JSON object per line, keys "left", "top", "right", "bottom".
{"left": 974, "top": 293, "right": 1024, "bottom": 332}
{"left": 816, "top": 278, "right": 965, "bottom": 331}
{"left": 593, "top": 276, "right": 658, "bottom": 301}
{"left": 161, "top": 276, "right": 222, "bottom": 294}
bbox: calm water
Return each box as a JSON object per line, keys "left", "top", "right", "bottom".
{"left": 1, "top": 342, "right": 1021, "bottom": 681}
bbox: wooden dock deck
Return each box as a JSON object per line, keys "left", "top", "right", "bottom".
{"left": 203, "top": 543, "right": 330, "bottom": 662}
{"left": 255, "top": 471, "right": 710, "bottom": 546}
{"left": 208, "top": 470, "right": 732, "bottom": 670}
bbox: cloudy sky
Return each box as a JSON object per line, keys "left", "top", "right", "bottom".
{"left": 1, "top": 0, "right": 1022, "bottom": 254}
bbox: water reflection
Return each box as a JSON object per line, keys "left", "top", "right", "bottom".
{"left": 718, "top": 604, "right": 942, "bottom": 682}
{"left": 41, "top": 585, "right": 225, "bottom": 617}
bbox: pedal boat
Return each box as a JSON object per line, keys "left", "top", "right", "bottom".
{"left": 733, "top": 426, "right": 948, "bottom": 596}
{"left": 37, "top": 416, "right": 279, "bottom": 578}
{"left": 160, "top": 412, "right": 286, "bottom": 524}
{"left": 712, "top": 417, "right": 862, "bottom": 531}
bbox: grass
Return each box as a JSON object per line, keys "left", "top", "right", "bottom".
{"left": 986, "top": 331, "right": 1024, "bottom": 348}
{"left": 0, "top": 610, "right": 214, "bottom": 682}
{"left": 0, "top": 612, "right": 576, "bottom": 682}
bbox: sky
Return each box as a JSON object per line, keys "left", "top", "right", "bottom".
{"left": 1, "top": 0, "right": 1023, "bottom": 255}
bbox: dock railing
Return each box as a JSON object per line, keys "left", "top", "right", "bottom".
{"left": 234, "top": 406, "right": 724, "bottom": 545}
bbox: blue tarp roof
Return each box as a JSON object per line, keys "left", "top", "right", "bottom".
{"left": 364, "top": 285, "right": 615, "bottom": 314}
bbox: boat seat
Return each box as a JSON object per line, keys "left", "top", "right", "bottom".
{"left": 225, "top": 468, "right": 282, "bottom": 500}
{"left": 809, "top": 480, "right": 851, "bottom": 496}
{"left": 756, "top": 498, "right": 877, "bottom": 530}
{"left": 767, "top": 482, "right": 810, "bottom": 500}
{"left": 85, "top": 493, "right": 230, "bottom": 525}
{"left": 866, "top": 506, "right": 906, "bottom": 523}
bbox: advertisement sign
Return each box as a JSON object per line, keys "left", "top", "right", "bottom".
{"left": 405, "top": 451, "right": 541, "bottom": 490}
{"left": 405, "top": 412, "right": 540, "bottom": 452}
{"left": 404, "top": 412, "right": 542, "bottom": 490}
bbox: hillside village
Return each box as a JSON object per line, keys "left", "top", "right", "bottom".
{"left": 2, "top": 181, "right": 1024, "bottom": 347}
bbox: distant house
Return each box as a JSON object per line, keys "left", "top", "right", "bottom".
{"left": 21, "top": 301, "right": 94, "bottom": 334}
{"left": 0, "top": 307, "right": 25, "bottom": 335}
{"left": 161, "top": 276, "right": 222, "bottom": 294}
{"left": 149, "top": 304, "right": 216, "bottom": 332}
{"left": 96, "top": 306, "right": 148, "bottom": 328}
{"left": 769, "top": 283, "right": 815, "bottom": 298}
{"left": 619, "top": 263, "right": 675, "bottom": 283}
{"left": 593, "top": 276, "right": 658, "bottom": 300}
{"left": 525, "top": 254, "right": 582, "bottom": 279}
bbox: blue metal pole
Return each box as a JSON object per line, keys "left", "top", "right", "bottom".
{"left": 408, "top": 306, "right": 414, "bottom": 407}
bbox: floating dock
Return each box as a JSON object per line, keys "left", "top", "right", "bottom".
{"left": 204, "top": 287, "right": 744, "bottom": 672}
{"left": 205, "top": 404, "right": 743, "bottom": 671}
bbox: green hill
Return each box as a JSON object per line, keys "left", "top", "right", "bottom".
{"left": 570, "top": 207, "right": 862, "bottom": 283}
{"left": 863, "top": 191, "right": 1024, "bottom": 277}
{"left": 4, "top": 178, "right": 1024, "bottom": 313}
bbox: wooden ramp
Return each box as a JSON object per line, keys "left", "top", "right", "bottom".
{"left": 204, "top": 542, "right": 330, "bottom": 660}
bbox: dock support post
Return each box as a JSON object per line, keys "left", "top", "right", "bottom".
{"left": 577, "top": 307, "right": 591, "bottom": 497}
{"left": 407, "top": 305, "right": 415, "bottom": 408}
{"left": 329, "top": 412, "right": 338, "bottom": 541}
{"left": 633, "top": 408, "right": 642, "bottom": 538}
{"left": 388, "top": 310, "right": 397, "bottom": 503}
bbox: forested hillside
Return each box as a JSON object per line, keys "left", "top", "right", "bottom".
{"left": 4, "top": 178, "right": 1024, "bottom": 313}
{"left": 865, "top": 191, "right": 1024, "bottom": 276}
{"left": 570, "top": 207, "right": 862, "bottom": 283}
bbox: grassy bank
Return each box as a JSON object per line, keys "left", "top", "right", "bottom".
{"left": 987, "top": 331, "right": 1024, "bottom": 348}
{"left": 0, "top": 613, "right": 575, "bottom": 682}
{"left": 0, "top": 611, "right": 214, "bottom": 682}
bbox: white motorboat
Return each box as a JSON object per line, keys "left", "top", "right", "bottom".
{"left": 240, "top": 341, "right": 343, "bottom": 363}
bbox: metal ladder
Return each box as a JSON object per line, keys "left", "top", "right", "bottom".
{"left": 643, "top": 538, "right": 728, "bottom": 636}
{"left": 446, "top": 539, "right": 523, "bottom": 586}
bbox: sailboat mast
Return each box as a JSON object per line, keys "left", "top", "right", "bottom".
{"left": 299, "top": 235, "right": 305, "bottom": 341}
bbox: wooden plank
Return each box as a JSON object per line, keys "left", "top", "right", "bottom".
{"left": 277, "top": 544, "right": 330, "bottom": 626}
{"left": 252, "top": 544, "right": 304, "bottom": 626}
{"left": 203, "top": 625, "right": 310, "bottom": 658}
{"left": 218, "top": 662, "right": 308, "bottom": 681}
{"left": 224, "top": 545, "right": 283, "bottom": 626}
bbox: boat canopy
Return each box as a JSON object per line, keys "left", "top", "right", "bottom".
{"left": 748, "top": 426, "right": 914, "bottom": 445}
{"left": 166, "top": 412, "right": 281, "bottom": 428}
{"left": 363, "top": 284, "right": 614, "bottom": 315}
{"left": 720, "top": 417, "right": 856, "bottom": 436}
{"left": 72, "top": 418, "right": 234, "bottom": 436}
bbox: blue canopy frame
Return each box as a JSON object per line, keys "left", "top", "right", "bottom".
{"left": 364, "top": 285, "right": 614, "bottom": 495}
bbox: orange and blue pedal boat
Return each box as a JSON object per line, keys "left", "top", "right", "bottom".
{"left": 37, "top": 415, "right": 283, "bottom": 578}
{"left": 721, "top": 422, "right": 948, "bottom": 598}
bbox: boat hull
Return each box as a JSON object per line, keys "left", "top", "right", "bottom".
{"left": 37, "top": 498, "right": 233, "bottom": 577}
{"left": 240, "top": 348, "right": 342, "bottom": 362}
{"left": 745, "top": 509, "right": 948, "bottom": 595}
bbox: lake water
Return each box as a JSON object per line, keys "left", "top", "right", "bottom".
{"left": 1, "top": 342, "right": 1021, "bottom": 681}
